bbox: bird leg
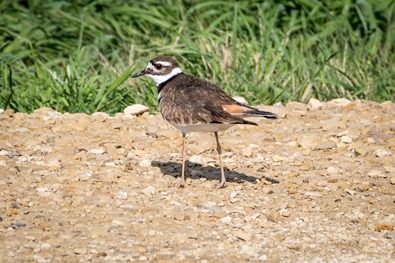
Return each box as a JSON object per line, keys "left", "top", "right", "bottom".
{"left": 179, "top": 133, "right": 187, "bottom": 188}
{"left": 214, "top": 132, "right": 226, "bottom": 188}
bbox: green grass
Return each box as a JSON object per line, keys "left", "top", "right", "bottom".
{"left": 1, "top": 0, "right": 394, "bottom": 114}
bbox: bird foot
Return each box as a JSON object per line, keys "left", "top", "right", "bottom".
{"left": 215, "top": 182, "right": 227, "bottom": 189}
{"left": 177, "top": 180, "right": 187, "bottom": 188}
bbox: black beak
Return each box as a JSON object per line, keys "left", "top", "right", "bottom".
{"left": 132, "top": 70, "right": 146, "bottom": 78}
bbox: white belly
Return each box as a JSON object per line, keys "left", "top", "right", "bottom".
{"left": 172, "top": 123, "right": 233, "bottom": 134}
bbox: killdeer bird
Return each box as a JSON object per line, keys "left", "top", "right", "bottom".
{"left": 132, "top": 56, "right": 277, "bottom": 188}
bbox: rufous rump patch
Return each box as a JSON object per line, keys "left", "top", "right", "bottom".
{"left": 220, "top": 104, "right": 249, "bottom": 114}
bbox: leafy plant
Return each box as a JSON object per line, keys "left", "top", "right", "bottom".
{"left": 0, "top": 0, "right": 394, "bottom": 114}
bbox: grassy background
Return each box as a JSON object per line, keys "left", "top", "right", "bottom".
{"left": 1, "top": 0, "right": 394, "bottom": 114}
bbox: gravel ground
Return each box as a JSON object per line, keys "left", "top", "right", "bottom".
{"left": 1, "top": 99, "right": 394, "bottom": 262}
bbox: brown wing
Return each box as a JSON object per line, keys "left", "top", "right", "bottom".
{"left": 160, "top": 74, "right": 237, "bottom": 105}
{"left": 160, "top": 99, "right": 257, "bottom": 126}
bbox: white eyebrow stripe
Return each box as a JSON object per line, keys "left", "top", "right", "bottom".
{"left": 147, "top": 62, "right": 155, "bottom": 70}
{"left": 155, "top": 61, "right": 172, "bottom": 67}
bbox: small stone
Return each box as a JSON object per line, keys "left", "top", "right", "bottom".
{"left": 139, "top": 158, "right": 152, "bottom": 167}
{"left": 117, "top": 191, "right": 128, "bottom": 200}
{"left": 234, "top": 230, "right": 252, "bottom": 241}
{"left": 340, "top": 136, "right": 353, "bottom": 143}
{"left": 0, "top": 150, "right": 10, "bottom": 156}
{"left": 368, "top": 170, "right": 386, "bottom": 178}
{"left": 258, "top": 255, "right": 268, "bottom": 261}
{"left": 219, "top": 216, "right": 232, "bottom": 224}
{"left": 299, "top": 135, "right": 319, "bottom": 149}
{"left": 230, "top": 198, "right": 240, "bottom": 203}
{"left": 384, "top": 166, "right": 395, "bottom": 173}
{"left": 90, "top": 148, "right": 105, "bottom": 154}
{"left": 316, "top": 140, "right": 337, "bottom": 150}
{"left": 91, "top": 112, "right": 110, "bottom": 119}
{"left": 390, "top": 177, "right": 395, "bottom": 185}
{"left": 241, "top": 244, "right": 258, "bottom": 257}
{"left": 230, "top": 192, "right": 238, "bottom": 198}
{"left": 287, "top": 141, "right": 298, "bottom": 147}
{"left": 272, "top": 155, "right": 286, "bottom": 162}
{"left": 112, "top": 219, "right": 124, "bottom": 226}
{"left": 279, "top": 209, "right": 291, "bottom": 217}
{"left": 307, "top": 98, "right": 323, "bottom": 110}
{"left": 350, "top": 142, "right": 369, "bottom": 156}
{"left": 267, "top": 212, "right": 281, "bottom": 223}
{"left": 185, "top": 231, "right": 198, "bottom": 239}
{"left": 242, "top": 148, "right": 252, "bottom": 157}
{"left": 357, "top": 182, "right": 370, "bottom": 192}
{"left": 124, "top": 104, "right": 149, "bottom": 115}
{"left": 36, "top": 187, "right": 48, "bottom": 193}
{"left": 384, "top": 232, "right": 395, "bottom": 240}
{"left": 327, "top": 98, "right": 351, "bottom": 107}
{"left": 141, "top": 186, "right": 156, "bottom": 197}
{"left": 41, "top": 243, "right": 51, "bottom": 250}
{"left": 374, "top": 149, "right": 390, "bottom": 158}
{"left": 327, "top": 166, "right": 342, "bottom": 175}
{"left": 345, "top": 188, "right": 356, "bottom": 195}
{"left": 189, "top": 155, "right": 205, "bottom": 164}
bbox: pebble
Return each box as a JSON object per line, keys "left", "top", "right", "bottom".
{"left": 357, "top": 182, "right": 370, "bottom": 192}
{"left": 299, "top": 135, "right": 319, "bottom": 149}
{"left": 340, "top": 136, "right": 353, "bottom": 143}
{"left": 230, "top": 192, "right": 238, "bottom": 198}
{"left": 316, "top": 140, "right": 337, "bottom": 150}
{"left": 36, "top": 187, "right": 48, "bottom": 193}
{"left": 0, "top": 150, "right": 10, "bottom": 156}
{"left": 368, "top": 170, "right": 386, "bottom": 178}
{"left": 279, "top": 209, "right": 291, "bottom": 217}
{"left": 374, "top": 149, "right": 390, "bottom": 157}
{"left": 219, "top": 216, "right": 232, "bottom": 224}
{"left": 139, "top": 158, "right": 152, "bottom": 167}
{"left": 90, "top": 148, "right": 105, "bottom": 154}
{"left": 241, "top": 244, "right": 258, "bottom": 257}
{"left": 327, "top": 98, "right": 351, "bottom": 107}
{"left": 234, "top": 230, "right": 252, "bottom": 241}
{"left": 141, "top": 186, "right": 156, "bottom": 197}
{"left": 189, "top": 155, "right": 205, "bottom": 164}
{"left": 327, "top": 166, "right": 342, "bottom": 175}
{"left": 124, "top": 104, "right": 149, "bottom": 115}
{"left": 307, "top": 98, "right": 323, "bottom": 110}
{"left": 117, "top": 191, "right": 128, "bottom": 200}
{"left": 258, "top": 255, "right": 268, "bottom": 261}
{"left": 111, "top": 219, "right": 124, "bottom": 226}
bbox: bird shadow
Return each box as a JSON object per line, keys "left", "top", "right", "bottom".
{"left": 151, "top": 160, "right": 280, "bottom": 185}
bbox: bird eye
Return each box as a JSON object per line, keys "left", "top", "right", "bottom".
{"left": 154, "top": 64, "right": 163, "bottom": 70}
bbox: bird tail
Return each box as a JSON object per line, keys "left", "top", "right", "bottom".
{"left": 244, "top": 108, "right": 278, "bottom": 119}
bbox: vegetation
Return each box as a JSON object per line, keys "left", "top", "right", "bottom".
{"left": 1, "top": 0, "right": 394, "bottom": 114}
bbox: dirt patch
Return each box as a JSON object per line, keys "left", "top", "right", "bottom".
{"left": 1, "top": 99, "right": 394, "bottom": 262}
